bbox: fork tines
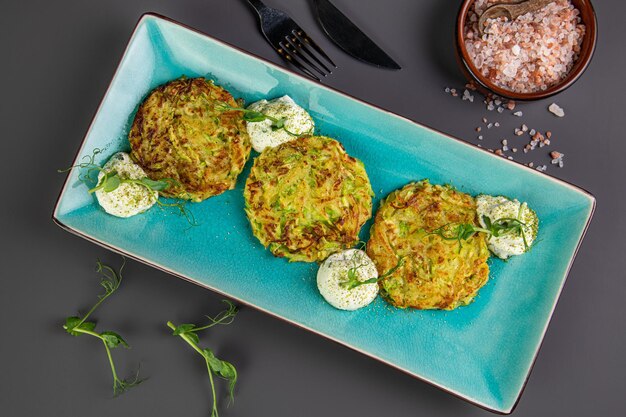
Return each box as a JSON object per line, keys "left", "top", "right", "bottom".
{"left": 247, "top": 0, "right": 336, "bottom": 81}
{"left": 278, "top": 30, "right": 336, "bottom": 81}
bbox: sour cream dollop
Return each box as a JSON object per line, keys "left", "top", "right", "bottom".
{"left": 246, "top": 95, "right": 314, "bottom": 152}
{"left": 317, "top": 249, "right": 379, "bottom": 311}
{"left": 95, "top": 152, "right": 158, "bottom": 218}
{"left": 476, "top": 195, "right": 538, "bottom": 259}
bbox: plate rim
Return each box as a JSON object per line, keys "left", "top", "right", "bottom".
{"left": 52, "top": 12, "right": 597, "bottom": 414}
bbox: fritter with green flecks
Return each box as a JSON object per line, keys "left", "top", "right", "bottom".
{"left": 129, "top": 77, "right": 251, "bottom": 202}
{"left": 244, "top": 136, "right": 373, "bottom": 263}
{"left": 367, "top": 180, "right": 490, "bottom": 310}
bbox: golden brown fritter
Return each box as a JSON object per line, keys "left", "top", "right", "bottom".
{"left": 129, "top": 77, "right": 251, "bottom": 202}
{"left": 367, "top": 180, "right": 490, "bottom": 310}
{"left": 244, "top": 136, "right": 373, "bottom": 263}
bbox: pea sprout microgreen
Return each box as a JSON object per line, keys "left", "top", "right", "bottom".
{"left": 62, "top": 258, "right": 144, "bottom": 396}
{"left": 342, "top": 256, "right": 405, "bottom": 290}
{"left": 428, "top": 215, "right": 529, "bottom": 252}
{"left": 215, "top": 102, "right": 311, "bottom": 138}
{"left": 59, "top": 150, "right": 177, "bottom": 195}
{"left": 167, "top": 300, "right": 239, "bottom": 417}
{"left": 59, "top": 150, "right": 197, "bottom": 225}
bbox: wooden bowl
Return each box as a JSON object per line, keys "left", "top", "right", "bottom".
{"left": 455, "top": 0, "right": 597, "bottom": 100}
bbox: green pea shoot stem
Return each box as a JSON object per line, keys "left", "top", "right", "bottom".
{"left": 62, "top": 259, "right": 143, "bottom": 396}
{"left": 167, "top": 300, "right": 239, "bottom": 417}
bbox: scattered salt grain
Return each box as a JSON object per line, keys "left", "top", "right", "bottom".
{"left": 549, "top": 103, "right": 565, "bottom": 117}
{"left": 513, "top": 111, "right": 523, "bottom": 117}
{"left": 463, "top": 89, "right": 475, "bottom": 102}
{"left": 550, "top": 151, "right": 565, "bottom": 168}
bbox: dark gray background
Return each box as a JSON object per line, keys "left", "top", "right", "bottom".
{"left": 1, "top": 0, "right": 624, "bottom": 416}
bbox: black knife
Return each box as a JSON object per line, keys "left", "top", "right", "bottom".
{"left": 311, "top": 0, "right": 401, "bottom": 70}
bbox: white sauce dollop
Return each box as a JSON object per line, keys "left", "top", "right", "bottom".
{"left": 95, "top": 152, "right": 158, "bottom": 218}
{"left": 317, "top": 249, "right": 379, "bottom": 311}
{"left": 246, "top": 95, "right": 314, "bottom": 152}
{"left": 476, "top": 195, "right": 538, "bottom": 259}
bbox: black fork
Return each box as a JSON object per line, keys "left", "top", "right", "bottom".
{"left": 246, "top": 0, "right": 336, "bottom": 81}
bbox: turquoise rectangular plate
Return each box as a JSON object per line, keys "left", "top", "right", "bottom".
{"left": 53, "top": 14, "right": 595, "bottom": 414}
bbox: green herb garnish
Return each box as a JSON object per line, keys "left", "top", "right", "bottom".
{"left": 63, "top": 259, "right": 143, "bottom": 396}
{"left": 216, "top": 103, "right": 309, "bottom": 137}
{"left": 59, "top": 151, "right": 196, "bottom": 225}
{"left": 167, "top": 300, "right": 239, "bottom": 417}
{"left": 342, "top": 257, "right": 405, "bottom": 290}
{"left": 429, "top": 215, "right": 528, "bottom": 252}
{"left": 59, "top": 149, "right": 177, "bottom": 194}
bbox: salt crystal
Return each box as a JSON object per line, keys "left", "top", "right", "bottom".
{"left": 548, "top": 103, "right": 565, "bottom": 117}
{"left": 513, "top": 111, "right": 523, "bottom": 117}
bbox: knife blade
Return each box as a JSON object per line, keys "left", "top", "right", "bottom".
{"left": 312, "top": 0, "right": 401, "bottom": 70}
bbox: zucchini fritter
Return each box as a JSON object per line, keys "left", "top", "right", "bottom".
{"left": 367, "top": 181, "right": 490, "bottom": 310}
{"left": 129, "top": 77, "right": 251, "bottom": 202}
{"left": 244, "top": 136, "right": 373, "bottom": 263}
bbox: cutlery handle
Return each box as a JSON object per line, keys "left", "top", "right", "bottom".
{"left": 246, "top": 0, "right": 270, "bottom": 14}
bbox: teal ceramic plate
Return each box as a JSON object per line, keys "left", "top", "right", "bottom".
{"left": 53, "top": 14, "right": 595, "bottom": 414}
